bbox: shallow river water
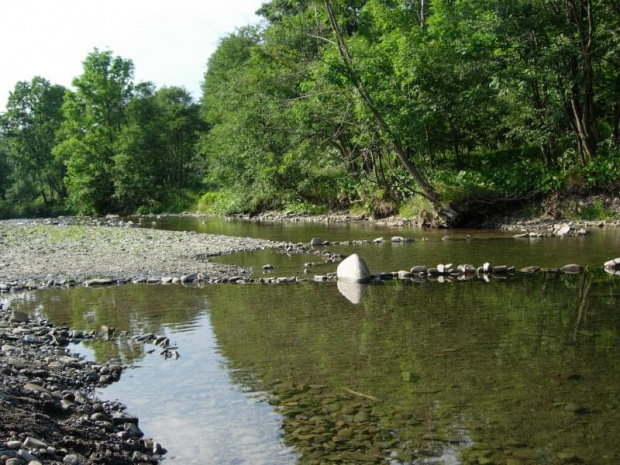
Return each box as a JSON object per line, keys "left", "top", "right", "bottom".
{"left": 4, "top": 218, "right": 620, "bottom": 464}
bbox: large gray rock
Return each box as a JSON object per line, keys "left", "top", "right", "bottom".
{"left": 85, "top": 278, "right": 116, "bottom": 286}
{"left": 410, "top": 265, "right": 427, "bottom": 274}
{"left": 555, "top": 223, "right": 572, "bottom": 236}
{"left": 457, "top": 264, "right": 476, "bottom": 275}
{"left": 337, "top": 254, "right": 371, "bottom": 283}
{"left": 23, "top": 437, "right": 48, "bottom": 449}
{"left": 181, "top": 273, "right": 198, "bottom": 283}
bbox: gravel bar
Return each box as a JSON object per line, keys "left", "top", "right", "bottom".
{"left": 0, "top": 222, "right": 288, "bottom": 285}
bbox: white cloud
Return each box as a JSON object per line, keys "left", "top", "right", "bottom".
{"left": 0, "top": 0, "right": 265, "bottom": 110}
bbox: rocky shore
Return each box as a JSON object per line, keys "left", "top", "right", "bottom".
{"left": 243, "top": 210, "right": 620, "bottom": 230}
{"left": 2, "top": 215, "right": 619, "bottom": 292}
{"left": 0, "top": 304, "right": 164, "bottom": 465}
{"left": 0, "top": 221, "right": 288, "bottom": 289}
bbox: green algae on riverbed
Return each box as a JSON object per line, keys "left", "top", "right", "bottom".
{"left": 208, "top": 274, "right": 620, "bottom": 464}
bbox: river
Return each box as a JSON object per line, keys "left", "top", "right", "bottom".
{"left": 4, "top": 217, "right": 620, "bottom": 464}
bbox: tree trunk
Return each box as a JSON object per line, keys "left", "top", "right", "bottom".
{"left": 449, "top": 121, "right": 462, "bottom": 170}
{"left": 566, "top": 0, "right": 598, "bottom": 159}
{"left": 424, "top": 124, "right": 435, "bottom": 167}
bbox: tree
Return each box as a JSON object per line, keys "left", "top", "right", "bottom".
{"left": 0, "top": 76, "right": 66, "bottom": 204}
{"left": 0, "top": 138, "right": 12, "bottom": 201}
{"left": 54, "top": 49, "right": 134, "bottom": 214}
{"left": 153, "top": 87, "right": 204, "bottom": 189}
{"left": 114, "top": 85, "right": 204, "bottom": 211}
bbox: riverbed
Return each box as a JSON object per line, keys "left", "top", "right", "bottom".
{"left": 3, "top": 216, "right": 620, "bottom": 464}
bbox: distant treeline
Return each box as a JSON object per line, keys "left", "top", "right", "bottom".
{"left": 1, "top": 0, "right": 619, "bottom": 222}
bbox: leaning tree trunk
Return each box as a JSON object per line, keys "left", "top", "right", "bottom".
{"left": 323, "top": 0, "right": 441, "bottom": 206}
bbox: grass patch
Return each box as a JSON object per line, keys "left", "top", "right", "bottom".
{"left": 195, "top": 190, "right": 250, "bottom": 215}
{"left": 283, "top": 201, "right": 329, "bottom": 215}
{"left": 398, "top": 197, "right": 434, "bottom": 219}
{"left": 564, "top": 198, "right": 616, "bottom": 221}
{"left": 579, "top": 200, "right": 610, "bottom": 220}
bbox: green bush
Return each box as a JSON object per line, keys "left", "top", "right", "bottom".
{"left": 579, "top": 199, "right": 610, "bottom": 220}
{"left": 0, "top": 199, "right": 68, "bottom": 219}
{"left": 196, "top": 191, "right": 251, "bottom": 215}
{"left": 582, "top": 149, "right": 620, "bottom": 190}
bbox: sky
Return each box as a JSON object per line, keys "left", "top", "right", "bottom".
{"left": 0, "top": 0, "right": 266, "bottom": 111}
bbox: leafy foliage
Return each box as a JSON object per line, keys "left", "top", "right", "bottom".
{"left": 114, "top": 84, "right": 205, "bottom": 212}
{"left": 54, "top": 49, "right": 135, "bottom": 214}
{"left": 0, "top": 77, "right": 66, "bottom": 206}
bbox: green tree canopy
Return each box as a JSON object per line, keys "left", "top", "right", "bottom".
{"left": 0, "top": 76, "right": 66, "bottom": 205}
{"left": 114, "top": 85, "right": 205, "bottom": 212}
{"left": 54, "top": 49, "right": 134, "bottom": 214}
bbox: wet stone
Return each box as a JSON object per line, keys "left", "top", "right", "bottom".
{"left": 520, "top": 266, "right": 540, "bottom": 273}
{"left": 23, "top": 437, "right": 48, "bottom": 449}
{"left": 561, "top": 264, "right": 584, "bottom": 274}
{"left": 63, "top": 454, "right": 80, "bottom": 465}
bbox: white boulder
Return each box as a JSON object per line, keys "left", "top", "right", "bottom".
{"left": 604, "top": 258, "right": 620, "bottom": 270}
{"left": 337, "top": 254, "right": 371, "bottom": 283}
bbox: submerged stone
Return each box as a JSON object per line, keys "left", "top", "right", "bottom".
{"left": 561, "top": 264, "right": 584, "bottom": 274}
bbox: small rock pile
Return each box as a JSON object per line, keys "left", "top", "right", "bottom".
{"left": 0, "top": 304, "right": 165, "bottom": 465}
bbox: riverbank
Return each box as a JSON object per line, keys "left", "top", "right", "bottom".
{"left": 208, "top": 193, "right": 620, "bottom": 228}
{"left": 0, "top": 304, "right": 165, "bottom": 464}
{"left": 233, "top": 209, "right": 620, "bottom": 230}
{"left": 0, "top": 221, "right": 288, "bottom": 288}
{"left": 212, "top": 193, "right": 620, "bottom": 229}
